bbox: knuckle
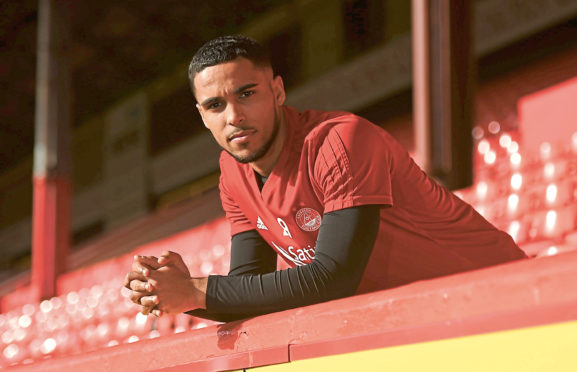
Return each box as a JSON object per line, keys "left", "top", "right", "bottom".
{"left": 129, "top": 280, "right": 139, "bottom": 291}
{"left": 141, "top": 296, "right": 151, "bottom": 306}
{"left": 129, "top": 292, "right": 141, "bottom": 303}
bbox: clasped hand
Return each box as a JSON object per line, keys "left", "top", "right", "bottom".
{"left": 123, "top": 251, "right": 206, "bottom": 316}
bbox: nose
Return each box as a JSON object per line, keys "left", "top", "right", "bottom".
{"left": 226, "top": 103, "right": 245, "bottom": 127}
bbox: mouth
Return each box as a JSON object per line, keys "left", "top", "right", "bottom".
{"left": 228, "top": 129, "right": 256, "bottom": 143}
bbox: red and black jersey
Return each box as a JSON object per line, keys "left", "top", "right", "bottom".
{"left": 218, "top": 106, "right": 524, "bottom": 294}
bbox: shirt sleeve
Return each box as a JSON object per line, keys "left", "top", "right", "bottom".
{"left": 185, "top": 230, "right": 277, "bottom": 322}
{"left": 187, "top": 205, "right": 381, "bottom": 322}
{"left": 219, "top": 165, "right": 254, "bottom": 236}
{"left": 227, "top": 230, "right": 277, "bottom": 276}
{"left": 313, "top": 117, "right": 394, "bottom": 213}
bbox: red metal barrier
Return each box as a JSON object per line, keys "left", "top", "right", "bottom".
{"left": 6, "top": 250, "right": 577, "bottom": 371}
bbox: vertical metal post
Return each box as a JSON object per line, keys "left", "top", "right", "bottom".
{"left": 412, "top": 0, "right": 475, "bottom": 189}
{"left": 412, "top": 0, "right": 431, "bottom": 173}
{"left": 32, "top": 0, "right": 71, "bottom": 300}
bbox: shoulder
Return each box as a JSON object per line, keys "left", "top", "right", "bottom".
{"left": 285, "top": 105, "right": 363, "bottom": 132}
{"left": 219, "top": 150, "right": 235, "bottom": 167}
{"left": 283, "top": 106, "right": 398, "bottom": 162}
{"left": 219, "top": 150, "right": 251, "bottom": 170}
{"left": 296, "top": 109, "right": 391, "bottom": 150}
{"left": 285, "top": 105, "right": 385, "bottom": 134}
{"left": 290, "top": 107, "right": 366, "bottom": 129}
{"left": 218, "top": 150, "right": 247, "bottom": 182}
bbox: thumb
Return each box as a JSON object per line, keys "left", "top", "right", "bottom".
{"left": 132, "top": 255, "right": 162, "bottom": 272}
{"left": 158, "top": 251, "right": 190, "bottom": 275}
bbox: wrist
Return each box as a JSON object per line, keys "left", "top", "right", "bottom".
{"left": 189, "top": 277, "right": 208, "bottom": 310}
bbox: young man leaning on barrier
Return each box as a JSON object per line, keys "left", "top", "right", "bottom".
{"left": 124, "top": 35, "right": 527, "bottom": 321}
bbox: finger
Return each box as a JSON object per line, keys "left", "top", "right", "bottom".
{"left": 157, "top": 251, "right": 176, "bottom": 265}
{"left": 140, "top": 270, "right": 161, "bottom": 288}
{"left": 129, "top": 291, "right": 145, "bottom": 305}
{"left": 131, "top": 262, "right": 153, "bottom": 277}
{"left": 133, "top": 255, "right": 160, "bottom": 270}
{"left": 123, "top": 272, "right": 131, "bottom": 289}
{"left": 140, "top": 295, "right": 159, "bottom": 308}
{"left": 141, "top": 305, "right": 154, "bottom": 316}
{"left": 124, "top": 271, "right": 138, "bottom": 290}
{"left": 124, "top": 270, "right": 148, "bottom": 289}
{"left": 129, "top": 279, "right": 153, "bottom": 292}
{"left": 158, "top": 251, "right": 189, "bottom": 274}
{"left": 132, "top": 256, "right": 162, "bottom": 272}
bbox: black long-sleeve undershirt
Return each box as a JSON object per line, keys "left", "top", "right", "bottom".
{"left": 186, "top": 204, "right": 381, "bottom": 322}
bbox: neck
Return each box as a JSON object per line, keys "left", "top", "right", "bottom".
{"left": 250, "top": 109, "right": 286, "bottom": 177}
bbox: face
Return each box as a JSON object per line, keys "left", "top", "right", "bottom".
{"left": 194, "top": 57, "right": 286, "bottom": 166}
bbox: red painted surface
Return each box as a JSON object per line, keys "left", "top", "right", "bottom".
{"left": 289, "top": 297, "right": 577, "bottom": 361}
{"left": 518, "top": 75, "right": 577, "bottom": 154}
{"left": 6, "top": 250, "right": 577, "bottom": 371}
{"left": 31, "top": 176, "right": 70, "bottom": 301}
{"left": 153, "top": 346, "right": 289, "bottom": 372}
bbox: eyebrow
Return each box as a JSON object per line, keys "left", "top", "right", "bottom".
{"left": 199, "top": 83, "right": 259, "bottom": 107}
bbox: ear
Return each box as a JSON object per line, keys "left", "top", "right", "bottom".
{"left": 272, "top": 75, "right": 286, "bottom": 105}
{"left": 196, "top": 103, "right": 209, "bottom": 128}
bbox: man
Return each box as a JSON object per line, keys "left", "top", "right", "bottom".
{"left": 125, "top": 35, "right": 526, "bottom": 321}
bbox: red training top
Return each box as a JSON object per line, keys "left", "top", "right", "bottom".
{"left": 219, "top": 105, "right": 526, "bottom": 293}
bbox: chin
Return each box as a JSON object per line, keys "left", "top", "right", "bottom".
{"left": 233, "top": 153, "right": 261, "bottom": 164}
{"left": 226, "top": 148, "right": 259, "bottom": 164}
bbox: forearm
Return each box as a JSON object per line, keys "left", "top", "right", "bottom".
{"left": 205, "top": 255, "right": 349, "bottom": 314}
{"left": 186, "top": 257, "right": 342, "bottom": 321}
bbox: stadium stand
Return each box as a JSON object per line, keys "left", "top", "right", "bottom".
{"left": 2, "top": 69, "right": 577, "bottom": 372}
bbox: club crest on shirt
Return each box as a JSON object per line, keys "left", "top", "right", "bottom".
{"left": 295, "top": 208, "right": 322, "bottom": 231}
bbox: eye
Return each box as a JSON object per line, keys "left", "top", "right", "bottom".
{"left": 240, "top": 90, "right": 255, "bottom": 98}
{"left": 207, "top": 101, "right": 223, "bottom": 110}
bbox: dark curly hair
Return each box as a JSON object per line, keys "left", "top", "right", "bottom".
{"left": 188, "top": 35, "right": 272, "bottom": 94}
